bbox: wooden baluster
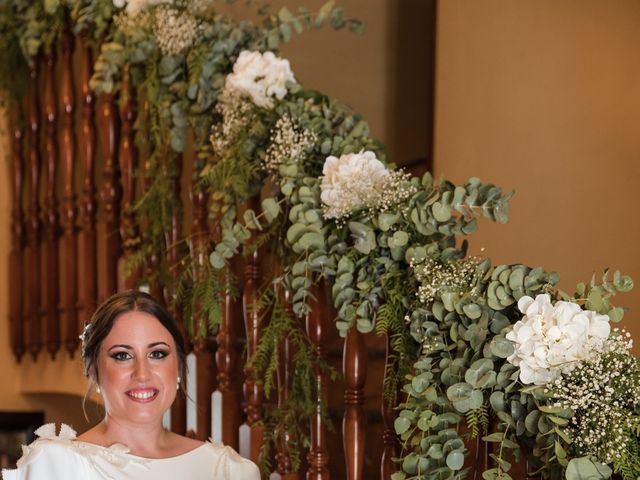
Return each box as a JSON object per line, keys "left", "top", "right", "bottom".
{"left": 77, "top": 39, "right": 97, "bottom": 334}
{"left": 42, "top": 47, "right": 61, "bottom": 359}
{"left": 97, "top": 91, "right": 121, "bottom": 301}
{"left": 117, "top": 66, "right": 139, "bottom": 290}
{"left": 276, "top": 287, "right": 299, "bottom": 480}
{"left": 381, "top": 335, "right": 399, "bottom": 479}
{"left": 242, "top": 196, "right": 264, "bottom": 463}
{"left": 343, "top": 328, "right": 367, "bottom": 480}
{"left": 191, "top": 186, "right": 216, "bottom": 441}
{"left": 24, "top": 63, "right": 42, "bottom": 360}
{"left": 167, "top": 154, "right": 187, "bottom": 436}
{"left": 9, "top": 111, "right": 26, "bottom": 362}
{"left": 306, "top": 281, "right": 330, "bottom": 480}
{"left": 215, "top": 252, "right": 242, "bottom": 449}
{"left": 193, "top": 337, "right": 215, "bottom": 441}
{"left": 58, "top": 28, "right": 78, "bottom": 356}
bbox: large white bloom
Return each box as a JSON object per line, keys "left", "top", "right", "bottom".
{"left": 224, "top": 51, "right": 296, "bottom": 109}
{"left": 320, "top": 150, "right": 390, "bottom": 219}
{"left": 506, "top": 294, "right": 610, "bottom": 385}
{"left": 113, "top": 0, "right": 172, "bottom": 17}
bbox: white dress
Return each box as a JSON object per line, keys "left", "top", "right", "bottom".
{"left": 1, "top": 424, "right": 260, "bottom": 480}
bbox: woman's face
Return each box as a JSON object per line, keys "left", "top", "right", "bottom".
{"left": 96, "top": 311, "right": 180, "bottom": 426}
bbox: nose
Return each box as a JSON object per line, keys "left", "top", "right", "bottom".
{"left": 133, "top": 358, "right": 151, "bottom": 382}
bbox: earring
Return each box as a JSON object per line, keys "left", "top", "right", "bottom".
{"left": 96, "top": 385, "right": 101, "bottom": 394}
{"left": 176, "top": 377, "right": 181, "bottom": 390}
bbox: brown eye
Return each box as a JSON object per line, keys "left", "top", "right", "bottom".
{"left": 149, "top": 350, "right": 169, "bottom": 360}
{"left": 111, "top": 351, "right": 131, "bottom": 361}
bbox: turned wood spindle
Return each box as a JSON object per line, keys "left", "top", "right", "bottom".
{"left": 166, "top": 154, "right": 187, "bottom": 436}
{"left": 77, "top": 40, "right": 98, "bottom": 332}
{"left": 191, "top": 186, "right": 216, "bottom": 441}
{"left": 117, "top": 66, "right": 139, "bottom": 290}
{"left": 242, "top": 196, "right": 265, "bottom": 463}
{"left": 215, "top": 252, "right": 243, "bottom": 449}
{"left": 25, "top": 63, "right": 42, "bottom": 360}
{"left": 97, "top": 91, "right": 121, "bottom": 301}
{"left": 9, "top": 113, "right": 26, "bottom": 362}
{"left": 343, "top": 327, "right": 367, "bottom": 480}
{"left": 42, "top": 48, "right": 61, "bottom": 359}
{"left": 381, "top": 334, "right": 399, "bottom": 479}
{"left": 275, "top": 287, "right": 299, "bottom": 480}
{"left": 306, "top": 280, "right": 330, "bottom": 480}
{"left": 58, "top": 28, "right": 78, "bottom": 356}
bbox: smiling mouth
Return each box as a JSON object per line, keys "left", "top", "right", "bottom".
{"left": 126, "top": 389, "right": 159, "bottom": 403}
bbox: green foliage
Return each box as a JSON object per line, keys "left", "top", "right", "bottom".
{"left": 248, "top": 285, "right": 338, "bottom": 475}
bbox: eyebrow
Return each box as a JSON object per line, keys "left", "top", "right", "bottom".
{"left": 107, "top": 342, "right": 171, "bottom": 352}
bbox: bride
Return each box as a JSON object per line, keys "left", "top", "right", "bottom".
{"left": 2, "top": 290, "right": 260, "bottom": 480}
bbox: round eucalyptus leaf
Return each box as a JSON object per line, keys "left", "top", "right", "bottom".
{"left": 490, "top": 336, "right": 514, "bottom": 358}
{"left": 446, "top": 451, "right": 464, "bottom": 470}
{"left": 356, "top": 317, "right": 374, "bottom": 333}
{"left": 427, "top": 444, "right": 443, "bottom": 459}
{"left": 401, "top": 453, "right": 419, "bottom": 474}
{"left": 389, "top": 230, "right": 409, "bottom": 248}
{"left": 432, "top": 201, "right": 452, "bottom": 222}
{"left": 378, "top": 212, "right": 400, "bottom": 231}
{"left": 462, "top": 302, "right": 482, "bottom": 319}
{"left": 297, "top": 231, "right": 325, "bottom": 251}
{"left": 209, "top": 251, "right": 225, "bottom": 269}
{"left": 394, "top": 416, "right": 412, "bottom": 435}
{"left": 489, "top": 391, "right": 506, "bottom": 412}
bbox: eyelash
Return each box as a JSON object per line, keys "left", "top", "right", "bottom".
{"left": 110, "top": 351, "right": 169, "bottom": 361}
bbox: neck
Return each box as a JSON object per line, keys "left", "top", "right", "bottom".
{"left": 96, "top": 415, "right": 171, "bottom": 457}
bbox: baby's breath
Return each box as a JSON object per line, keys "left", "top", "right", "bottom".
{"left": 153, "top": 6, "right": 204, "bottom": 56}
{"left": 209, "top": 92, "right": 256, "bottom": 157}
{"left": 549, "top": 330, "right": 640, "bottom": 465}
{"left": 411, "top": 256, "right": 482, "bottom": 305}
{"left": 263, "top": 114, "right": 317, "bottom": 174}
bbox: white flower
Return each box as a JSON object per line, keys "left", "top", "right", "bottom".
{"left": 506, "top": 294, "right": 610, "bottom": 385}
{"left": 224, "top": 50, "right": 296, "bottom": 109}
{"left": 320, "top": 150, "right": 390, "bottom": 219}
{"left": 320, "top": 150, "right": 416, "bottom": 220}
{"left": 116, "top": 0, "right": 171, "bottom": 17}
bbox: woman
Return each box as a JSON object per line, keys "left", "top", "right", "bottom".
{"left": 2, "top": 290, "right": 260, "bottom": 480}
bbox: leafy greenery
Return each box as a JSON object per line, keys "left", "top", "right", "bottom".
{"left": 1, "top": 2, "right": 638, "bottom": 479}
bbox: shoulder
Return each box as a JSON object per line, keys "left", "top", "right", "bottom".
{"left": 2, "top": 424, "right": 88, "bottom": 479}
{"left": 201, "top": 443, "right": 260, "bottom": 479}
{"left": 166, "top": 432, "right": 204, "bottom": 455}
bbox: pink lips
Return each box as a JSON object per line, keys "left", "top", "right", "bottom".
{"left": 125, "top": 388, "right": 159, "bottom": 403}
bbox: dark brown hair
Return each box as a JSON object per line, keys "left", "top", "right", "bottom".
{"left": 81, "top": 290, "right": 187, "bottom": 389}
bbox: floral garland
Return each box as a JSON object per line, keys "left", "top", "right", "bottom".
{"left": 204, "top": 49, "right": 640, "bottom": 479}
{"left": 1, "top": 2, "right": 638, "bottom": 479}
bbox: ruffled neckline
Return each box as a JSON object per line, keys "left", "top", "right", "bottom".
{"left": 73, "top": 439, "right": 209, "bottom": 461}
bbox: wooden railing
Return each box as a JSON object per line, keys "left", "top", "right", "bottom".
{"left": 5, "top": 25, "right": 541, "bottom": 480}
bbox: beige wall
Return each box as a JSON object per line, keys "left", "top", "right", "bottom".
{"left": 434, "top": 0, "right": 640, "bottom": 347}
